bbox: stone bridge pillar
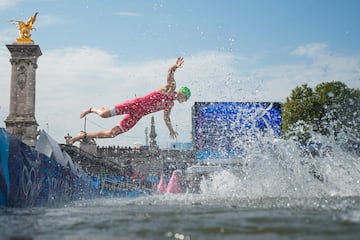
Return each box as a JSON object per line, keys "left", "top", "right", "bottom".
{"left": 5, "top": 44, "right": 42, "bottom": 146}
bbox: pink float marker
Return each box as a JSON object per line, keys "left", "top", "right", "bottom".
{"left": 166, "top": 170, "right": 182, "bottom": 193}
{"left": 157, "top": 174, "right": 167, "bottom": 193}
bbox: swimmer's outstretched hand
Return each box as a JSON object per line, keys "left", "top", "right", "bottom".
{"left": 169, "top": 130, "right": 178, "bottom": 139}
{"left": 175, "top": 57, "right": 184, "bottom": 68}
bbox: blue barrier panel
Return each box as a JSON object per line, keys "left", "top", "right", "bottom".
{"left": 0, "top": 128, "right": 98, "bottom": 207}
{"left": 0, "top": 128, "right": 10, "bottom": 206}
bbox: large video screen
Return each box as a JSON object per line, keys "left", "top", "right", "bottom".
{"left": 192, "top": 102, "right": 282, "bottom": 160}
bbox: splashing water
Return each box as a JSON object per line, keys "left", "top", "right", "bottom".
{"left": 197, "top": 123, "right": 360, "bottom": 202}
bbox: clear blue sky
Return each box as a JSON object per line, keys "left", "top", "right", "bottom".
{"left": 1, "top": 0, "right": 359, "bottom": 148}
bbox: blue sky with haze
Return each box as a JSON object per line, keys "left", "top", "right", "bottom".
{"left": 0, "top": 0, "right": 359, "bottom": 147}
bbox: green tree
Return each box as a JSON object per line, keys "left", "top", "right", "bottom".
{"left": 282, "top": 81, "right": 360, "bottom": 147}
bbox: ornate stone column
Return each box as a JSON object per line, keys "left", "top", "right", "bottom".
{"left": 5, "top": 44, "right": 42, "bottom": 146}
{"left": 149, "top": 116, "right": 159, "bottom": 151}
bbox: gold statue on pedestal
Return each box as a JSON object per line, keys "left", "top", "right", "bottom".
{"left": 9, "top": 12, "right": 38, "bottom": 44}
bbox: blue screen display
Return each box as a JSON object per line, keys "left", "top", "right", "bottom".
{"left": 192, "top": 102, "right": 282, "bottom": 160}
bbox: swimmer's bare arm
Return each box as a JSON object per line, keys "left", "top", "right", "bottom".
{"left": 162, "top": 57, "right": 184, "bottom": 94}
{"left": 164, "top": 107, "right": 178, "bottom": 139}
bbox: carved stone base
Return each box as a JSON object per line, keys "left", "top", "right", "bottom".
{"left": 4, "top": 117, "right": 39, "bottom": 146}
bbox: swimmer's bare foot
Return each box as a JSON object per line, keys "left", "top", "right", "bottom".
{"left": 80, "top": 108, "right": 92, "bottom": 119}
{"left": 67, "top": 131, "right": 87, "bottom": 145}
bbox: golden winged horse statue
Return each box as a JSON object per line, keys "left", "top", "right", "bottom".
{"left": 9, "top": 12, "right": 38, "bottom": 43}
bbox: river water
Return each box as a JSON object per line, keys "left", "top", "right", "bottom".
{"left": 1, "top": 194, "right": 360, "bottom": 240}
{"left": 1, "top": 130, "right": 360, "bottom": 240}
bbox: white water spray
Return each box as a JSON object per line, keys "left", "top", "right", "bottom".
{"left": 198, "top": 123, "right": 360, "bottom": 200}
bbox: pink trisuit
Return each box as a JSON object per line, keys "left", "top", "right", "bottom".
{"left": 110, "top": 90, "right": 176, "bottom": 133}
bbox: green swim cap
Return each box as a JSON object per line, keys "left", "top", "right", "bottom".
{"left": 179, "top": 86, "right": 191, "bottom": 99}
